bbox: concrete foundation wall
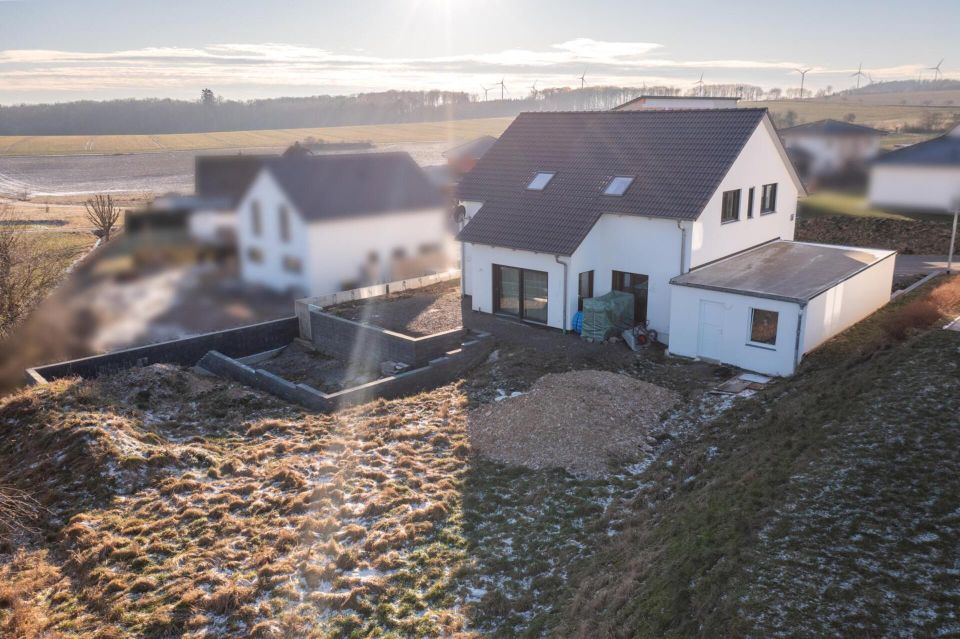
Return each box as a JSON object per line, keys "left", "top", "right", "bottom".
{"left": 28, "top": 317, "right": 299, "bottom": 383}
{"left": 198, "top": 332, "right": 491, "bottom": 412}
{"left": 308, "top": 310, "right": 464, "bottom": 368}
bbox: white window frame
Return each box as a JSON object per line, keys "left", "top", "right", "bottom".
{"left": 746, "top": 307, "right": 779, "bottom": 349}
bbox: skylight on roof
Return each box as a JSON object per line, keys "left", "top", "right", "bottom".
{"left": 527, "top": 172, "right": 555, "bottom": 191}
{"left": 604, "top": 176, "right": 634, "bottom": 196}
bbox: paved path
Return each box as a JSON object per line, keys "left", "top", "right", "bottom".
{"left": 894, "top": 255, "right": 952, "bottom": 277}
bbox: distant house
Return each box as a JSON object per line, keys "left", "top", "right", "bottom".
{"left": 188, "top": 154, "right": 275, "bottom": 246}
{"left": 237, "top": 152, "right": 450, "bottom": 297}
{"left": 612, "top": 95, "right": 741, "bottom": 111}
{"left": 457, "top": 108, "right": 896, "bottom": 376}
{"left": 779, "top": 119, "right": 885, "bottom": 183}
{"left": 443, "top": 136, "right": 498, "bottom": 176}
{"left": 868, "top": 124, "right": 960, "bottom": 213}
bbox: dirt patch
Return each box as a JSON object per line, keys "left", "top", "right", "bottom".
{"left": 256, "top": 341, "right": 381, "bottom": 393}
{"left": 796, "top": 215, "right": 954, "bottom": 254}
{"left": 329, "top": 279, "right": 462, "bottom": 336}
{"left": 468, "top": 370, "right": 680, "bottom": 477}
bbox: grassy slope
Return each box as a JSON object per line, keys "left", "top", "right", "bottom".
{"left": 556, "top": 276, "right": 960, "bottom": 638}
{"left": 0, "top": 117, "right": 515, "bottom": 157}
{"left": 742, "top": 98, "right": 959, "bottom": 131}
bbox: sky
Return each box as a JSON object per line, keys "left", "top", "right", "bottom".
{"left": 0, "top": 0, "right": 957, "bottom": 104}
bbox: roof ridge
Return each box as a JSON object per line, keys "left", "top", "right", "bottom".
{"left": 516, "top": 107, "right": 768, "bottom": 116}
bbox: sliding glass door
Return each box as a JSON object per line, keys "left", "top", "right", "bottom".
{"left": 494, "top": 265, "right": 548, "bottom": 323}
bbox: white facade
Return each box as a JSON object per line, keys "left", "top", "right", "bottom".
{"left": 868, "top": 164, "right": 960, "bottom": 212}
{"left": 237, "top": 171, "right": 450, "bottom": 297}
{"left": 781, "top": 132, "right": 881, "bottom": 177}
{"left": 667, "top": 249, "right": 895, "bottom": 376}
{"left": 461, "top": 116, "right": 801, "bottom": 340}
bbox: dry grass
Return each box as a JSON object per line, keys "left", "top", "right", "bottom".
{"left": 0, "top": 117, "right": 514, "bottom": 157}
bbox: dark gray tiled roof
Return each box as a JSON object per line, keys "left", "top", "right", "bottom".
{"left": 671, "top": 241, "right": 895, "bottom": 303}
{"left": 266, "top": 152, "right": 445, "bottom": 222}
{"left": 780, "top": 119, "right": 885, "bottom": 137}
{"left": 196, "top": 154, "right": 277, "bottom": 207}
{"left": 457, "top": 109, "right": 768, "bottom": 255}
{"left": 874, "top": 129, "right": 960, "bottom": 166}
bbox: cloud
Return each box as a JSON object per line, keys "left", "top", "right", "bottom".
{"left": 0, "top": 39, "right": 949, "bottom": 100}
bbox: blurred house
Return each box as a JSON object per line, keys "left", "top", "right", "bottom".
{"left": 868, "top": 124, "right": 960, "bottom": 213}
{"left": 188, "top": 154, "right": 276, "bottom": 246}
{"left": 779, "top": 119, "right": 885, "bottom": 186}
{"left": 612, "top": 95, "right": 740, "bottom": 111}
{"left": 442, "top": 136, "right": 498, "bottom": 177}
{"left": 237, "top": 152, "right": 450, "bottom": 297}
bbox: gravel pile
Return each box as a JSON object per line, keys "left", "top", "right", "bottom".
{"left": 468, "top": 370, "right": 680, "bottom": 477}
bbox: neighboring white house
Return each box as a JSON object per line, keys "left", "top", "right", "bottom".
{"left": 669, "top": 241, "right": 896, "bottom": 376}
{"left": 457, "top": 108, "right": 897, "bottom": 376}
{"left": 868, "top": 124, "right": 960, "bottom": 213}
{"left": 779, "top": 119, "right": 885, "bottom": 182}
{"left": 613, "top": 95, "right": 740, "bottom": 111}
{"left": 237, "top": 152, "right": 450, "bottom": 297}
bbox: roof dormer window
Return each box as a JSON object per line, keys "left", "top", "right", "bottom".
{"left": 603, "top": 176, "right": 634, "bottom": 196}
{"left": 526, "top": 172, "right": 555, "bottom": 191}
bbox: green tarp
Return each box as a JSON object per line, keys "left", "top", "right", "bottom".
{"left": 581, "top": 290, "right": 634, "bottom": 341}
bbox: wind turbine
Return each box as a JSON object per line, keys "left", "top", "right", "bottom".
{"left": 694, "top": 72, "right": 705, "bottom": 97}
{"left": 579, "top": 70, "right": 587, "bottom": 90}
{"left": 794, "top": 67, "right": 812, "bottom": 99}
{"left": 481, "top": 86, "right": 491, "bottom": 101}
{"left": 851, "top": 62, "right": 867, "bottom": 89}
{"left": 496, "top": 78, "right": 507, "bottom": 100}
{"left": 928, "top": 58, "right": 945, "bottom": 81}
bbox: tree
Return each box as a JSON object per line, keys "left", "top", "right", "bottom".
{"left": 844, "top": 113, "right": 857, "bottom": 122}
{"left": 84, "top": 194, "right": 122, "bottom": 241}
{"left": 201, "top": 88, "right": 217, "bottom": 106}
{"left": 0, "top": 205, "right": 79, "bottom": 337}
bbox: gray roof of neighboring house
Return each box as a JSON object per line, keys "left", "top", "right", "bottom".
{"left": 779, "top": 119, "right": 886, "bottom": 137}
{"left": 457, "top": 108, "right": 771, "bottom": 255}
{"left": 195, "top": 154, "right": 277, "bottom": 207}
{"left": 873, "top": 130, "right": 960, "bottom": 166}
{"left": 670, "top": 241, "right": 896, "bottom": 304}
{"left": 264, "top": 152, "right": 445, "bottom": 222}
{"left": 612, "top": 95, "right": 741, "bottom": 111}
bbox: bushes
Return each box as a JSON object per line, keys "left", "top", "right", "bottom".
{"left": 881, "top": 275, "right": 960, "bottom": 340}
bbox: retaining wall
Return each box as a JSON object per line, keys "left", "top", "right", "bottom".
{"left": 197, "top": 331, "right": 491, "bottom": 412}
{"left": 27, "top": 317, "right": 299, "bottom": 383}
{"left": 308, "top": 310, "right": 464, "bottom": 368}
{"left": 295, "top": 270, "right": 460, "bottom": 340}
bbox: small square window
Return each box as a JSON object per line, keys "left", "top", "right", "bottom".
{"left": 749, "top": 308, "right": 778, "bottom": 345}
{"left": 604, "top": 176, "right": 634, "bottom": 196}
{"left": 526, "top": 172, "right": 555, "bottom": 191}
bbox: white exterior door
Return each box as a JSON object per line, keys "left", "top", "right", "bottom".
{"left": 698, "top": 300, "right": 725, "bottom": 362}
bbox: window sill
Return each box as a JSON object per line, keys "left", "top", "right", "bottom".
{"left": 721, "top": 218, "right": 740, "bottom": 225}
{"left": 760, "top": 210, "right": 776, "bottom": 216}
{"left": 745, "top": 341, "right": 777, "bottom": 351}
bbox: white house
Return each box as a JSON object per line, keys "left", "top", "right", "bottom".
{"left": 868, "top": 124, "right": 960, "bottom": 213}
{"left": 236, "top": 152, "right": 450, "bottom": 297}
{"left": 779, "top": 119, "right": 885, "bottom": 182}
{"left": 457, "top": 108, "right": 896, "bottom": 376}
{"left": 613, "top": 95, "right": 740, "bottom": 111}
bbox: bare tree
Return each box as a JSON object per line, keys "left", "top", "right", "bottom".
{"left": 0, "top": 205, "right": 80, "bottom": 337}
{"left": 84, "top": 194, "right": 122, "bottom": 241}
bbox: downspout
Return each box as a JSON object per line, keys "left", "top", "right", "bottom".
{"left": 555, "top": 255, "right": 569, "bottom": 333}
{"left": 676, "top": 220, "right": 687, "bottom": 274}
{"left": 793, "top": 303, "right": 806, "bottom": 372}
